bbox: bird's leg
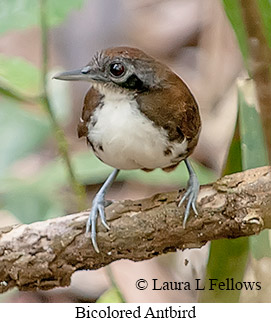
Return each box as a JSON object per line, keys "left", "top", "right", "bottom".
{"left": 86, "top": 168, "right": 120, "bottom": 253}
{"left": 178, "top": 159, "right": 199, "bottom": 228}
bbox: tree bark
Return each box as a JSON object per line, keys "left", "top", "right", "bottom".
{"left": 0, "top": 166, "right": 270, "bottom": 294}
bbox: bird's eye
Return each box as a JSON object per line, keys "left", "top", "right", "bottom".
{"left": 109, "top": 62, "right": 125, "bottom": 77}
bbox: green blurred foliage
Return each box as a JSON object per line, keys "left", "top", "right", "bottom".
{"left": 0, "top": 0, "right": 85, "bottom": 34}
{"left": 238, "top": 79, "right": 268, "bottom": 170}
{"left": 96, "top": 287, "right": 125, "bottom": 303}
{"left": 36, "top": 151, "right": 216, "bottom": 191}
{"left": 238, "top": 79, "right": 271, "bottom": 260}
{"left": 221, "top": 117, "right": 242, "bottom": 176}
{"left": 2, "top": 182, "right": 63, "bottom": 223}
{"left": 257, "top": 0, "right": 271, "bottom": 48}
{"left": 0, "top": 54, "right": 41, "bottom": 95}
{"left": 201, "top": 0, "right": 271, "bottom": 303}
{"left": 0, "top": 100, "right": 50, "bottom": 176}
{"left": 199, "top": 238, "right": 249, "bottom": 303}
{"left": 200, "top": 106, "right": 250, "bottom": 303}
{"left": 201, "top": 78, "right": 270, "bottom": 303}
{"left": 0, "top": 0, "right": 85, "bottom": 225}
{"left": 222, "top": 0, "right": 249, "bottom": 68}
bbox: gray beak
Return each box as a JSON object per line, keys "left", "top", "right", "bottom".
{"left": 53, "top": 66, "right": 95, "bottom": 81}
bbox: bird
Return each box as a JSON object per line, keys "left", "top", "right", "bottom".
{"left": 54, "top": 46, "right": 201, "bottom": 253}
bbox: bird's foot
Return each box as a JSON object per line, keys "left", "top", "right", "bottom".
{"left": 178, "top": 172, "right": 200, "bottom": 228}
{"left": 86, "top": 193, "right": 112, "bottom": 253}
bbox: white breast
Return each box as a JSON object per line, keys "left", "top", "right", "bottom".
{"left": 87, "top": 92, "right": 187, "bottom": 170}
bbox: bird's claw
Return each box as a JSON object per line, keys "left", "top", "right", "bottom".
{"left": 86, "top": 194, "right": 111, "bottom": 253}
{"left": 178, "top": 173, "right": 200, "bottom": 228}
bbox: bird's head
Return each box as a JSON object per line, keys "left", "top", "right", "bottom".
{"left": 54, "top": 47, "right": 172, "bottom": 94}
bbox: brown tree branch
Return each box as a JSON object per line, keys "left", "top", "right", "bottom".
{"left": 0, "top": 166, "right": 270, "bottom": 294}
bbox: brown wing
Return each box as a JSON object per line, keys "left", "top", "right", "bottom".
{"left": 136, "top": 72, "right": 201, "bottom": 157}
{"left": 77, "top": 87, "right": 103, "bottom": 138}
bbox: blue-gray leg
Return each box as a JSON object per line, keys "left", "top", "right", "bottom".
{"left": 86, "top": 168, "right": 120, "bottom": 253}
{"left": 178, "top": 159, "right": 200, "bottom": 227}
